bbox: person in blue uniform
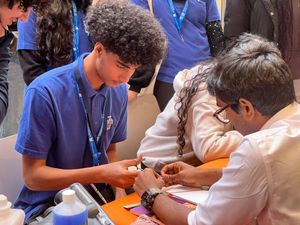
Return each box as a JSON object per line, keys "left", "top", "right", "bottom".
{"left": 130, "top": 0, "right": 224, "bottom": 111}
{"left": 14, "top": 1, "right": 166, "bottom": 223}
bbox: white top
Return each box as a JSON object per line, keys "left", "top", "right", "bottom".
{"left": 137, "top": 65, "right": 243, "bottom": 171}
{"left": 188, "top": 103, "right": 300, "bottom": 225}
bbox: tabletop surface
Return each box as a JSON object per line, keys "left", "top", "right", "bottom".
{"left": 102, "top": 158, "right": 229, "bottom": 225}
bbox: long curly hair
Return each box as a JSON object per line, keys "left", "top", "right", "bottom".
{"left": 35, "top": 0, "right": 91, "bottom": 67}
{"left": 175, "top": 62, "right": 213, "bottom": 156}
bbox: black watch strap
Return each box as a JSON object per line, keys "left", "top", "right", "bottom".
{"left": 141, "top": 188, "right": 162, "bottom": 211}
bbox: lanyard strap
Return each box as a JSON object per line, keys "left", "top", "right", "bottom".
{"left": 73, "top": 63, "right": 109, "bottom": 166}
{"left": 72, "top": 0, "right": 80, "bottom": 60}
{"left": 167, "top": 0, "right": 189, "bottom": 41}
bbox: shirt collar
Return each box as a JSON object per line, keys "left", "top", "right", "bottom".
{"left": 261, "top": 102, "right": 300, "bottom": 130}
{"left": 76, "top": 53, "right": 109, "bottom": 98}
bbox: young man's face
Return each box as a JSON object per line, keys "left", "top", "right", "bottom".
{"left": 95, "top": 48, "right": 138, "bottom": 87}
{"left": 215, "top": 98, "right": 252, "bottom": 136}
{"left": 0, "top": 3, "right": 30, "bottom": 27}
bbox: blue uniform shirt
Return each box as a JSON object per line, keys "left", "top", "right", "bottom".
{"left": 14, "top": 53, "right": 128, "bottom": 221}
{"left": 131, "top": 0, "right": 220, "bottom": 84}
{"left": 17, "top": 9, "right": 91, "bottom": 55}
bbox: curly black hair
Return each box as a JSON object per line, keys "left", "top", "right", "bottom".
{"left": 34, "top": 0, "right": 91, "bottom": 67}
{"left": 85, "top": 0, "right": 166, "bottom": 68}
{"left": 175, "top": 63, "right": 213, "bottom": 156}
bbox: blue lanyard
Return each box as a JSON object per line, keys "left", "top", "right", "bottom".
{"left": 167, "top": 0, "right": 189, "bottom": 41}
{"left": 72, "top": 0, "right": 80, "bottom": 60}
{"left": 73, "top": 65, "right": 108, "bottom": 166}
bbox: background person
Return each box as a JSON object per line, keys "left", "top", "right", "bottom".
{"left": 130, "top": 0, "right": 225, "bottom": 111}
{"left": 224, "top": 0, "right": 300, "bottom": 99}
{"left": 17, "top": 0, "right": 92, "bottom": 85}
{"left": 0, "top": 0, "right": 35, "bottom": 124}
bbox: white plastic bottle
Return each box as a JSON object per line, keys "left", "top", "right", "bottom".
{"left": 0, "top": 194, "right": 25, "bottom": 225}
{"left": 52, "top": 189, "right": 88, "bottom": 225}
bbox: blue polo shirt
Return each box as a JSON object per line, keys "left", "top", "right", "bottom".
{"left": 131, "top": 0, "right": 220, "bottom": 84}
{"left": 14, "top": 53, "right": 128, "bottom": 221}
{"left": 17, "top": 9, "right": 91, "bottom": 55}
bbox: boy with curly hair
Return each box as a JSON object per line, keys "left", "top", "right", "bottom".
{"left": 14, "top": 1, "right": 166, "bottom": 223}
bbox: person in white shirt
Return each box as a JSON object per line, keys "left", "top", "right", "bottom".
{"left": 133, "top": 33, "right": 300, "bottom": 225}
{"left": 138, "top": 63, "right": 243, "bottom": 172}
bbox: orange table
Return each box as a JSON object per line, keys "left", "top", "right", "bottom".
{"left": 102, "top": 158, "right": 229, "bottom": 225}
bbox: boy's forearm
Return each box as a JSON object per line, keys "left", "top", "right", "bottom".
{"left": 23, "top": 158, "right": 108, "bottom": 191}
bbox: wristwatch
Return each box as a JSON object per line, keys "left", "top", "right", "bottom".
{"left": 141, "top": 188, "right": 163, "bottom": 211}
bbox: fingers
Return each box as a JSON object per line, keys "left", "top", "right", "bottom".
{"left": 161, "top": 162, "right": 180, "bottom": 176}
{"left": 114, "top": 172, "right": 139, "bottom": 188}
{"left": 126, "top": 170, "right": 141, "bottom": 177}
{"left": 132, "top": 180, "right": 143, "bottom": 196}
{"left": 162, "top": 174, "right": 180, "bottom": 186}
{"left": 161, "top": 164, "right": 173, "bottom": 176}
{"left": 142, "top": 168, "right": 156, "bottom": 176}
{"left": 136, "top": 155, "right": 143, "bottom": 165}
{"left": 157, "top": 175, "right": 165, "bottom": 187}
{"left": 122, "top": 157, "right": 143, "bottom": 167}
{"left": 133, "top": 168, "right": 160, "bottom": 196}
{"left": 105, "top": 162, "right": 141, "bottom": 188}
{"left": 152, "top": 170, "right": 161, "bottom": 179}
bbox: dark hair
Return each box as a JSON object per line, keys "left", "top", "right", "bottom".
{"left": 0, "top": 0, "right": 34, "bottom": 10}
{"left": 34, "top": 0, "right": 91, "bottom": 67}
{"left": 85, "top": 0, "right": 166, "bottom": 68}
{"left": 207, "top": 33, "right": 296, "bottom": 117}
{"left": 175, "top": 63, "right": 212, "bottom": 156}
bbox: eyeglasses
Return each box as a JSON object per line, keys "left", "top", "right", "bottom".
{"left": 213, "top": 104, "right": 233, "bottom": 124}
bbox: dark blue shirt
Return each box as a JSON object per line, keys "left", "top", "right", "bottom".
{"left": 131, "top": 0, "right": 220, "bottom": 83}
{"left": 14, "top": 54, "right": 128, "bottom": 221}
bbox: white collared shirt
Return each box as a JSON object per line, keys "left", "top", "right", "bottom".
{"left": 188, "top": 103, "right": 300, "bottom": 225}
{"left": 138, "top": 65, "right": 242, "bottom": 171}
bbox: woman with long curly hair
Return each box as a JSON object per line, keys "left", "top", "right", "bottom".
{"left": 17, "top": 0, "right": 92, "bottom": 85}
{"left": 137, "top": 61, "right": 243, "bottom": 172}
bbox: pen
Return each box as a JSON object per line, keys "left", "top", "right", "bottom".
{"left": 90, "top": 183, "right": 108, "bottom": 204}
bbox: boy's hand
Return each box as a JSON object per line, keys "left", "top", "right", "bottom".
{"left": 102, "top": 157, "right": 142, "bottom": 188}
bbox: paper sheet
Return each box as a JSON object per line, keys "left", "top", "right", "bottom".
{"left": 163, "top": 185, "right": 209, "bottom": 205}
